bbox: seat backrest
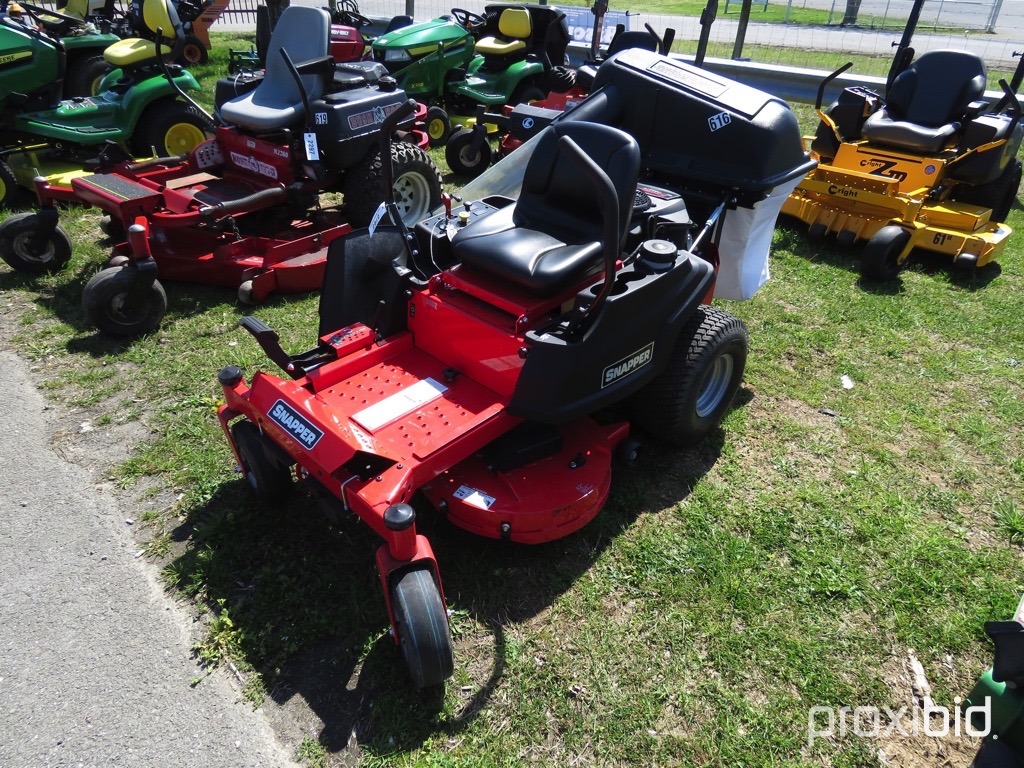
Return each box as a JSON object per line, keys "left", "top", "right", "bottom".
{"left": 514, "top": 121, "right": 639, "bottom": 247}
{"left": 141, "top": 0, "right": 182, "bottom": 42}
{"left": 498, "top": 7, "right": 531, "bottom": 40}
{"left": 886, "top": 49, "right": 986, "bottom": 127}
{"left": 262, "top": 7, "right": 331, "bottom": 103}
{"left": 59, "top": 0, "right": 90, "bottom": 20}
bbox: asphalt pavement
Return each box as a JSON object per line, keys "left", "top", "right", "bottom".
{"left": 0, "top": 349, "right": 299, "bottom": 768}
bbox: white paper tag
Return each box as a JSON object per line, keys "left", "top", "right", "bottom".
{"left": 453, "top": 485, "right": 496, "bottom": 510}
{"left": 303, "top": 132, "right": 319, "bottom": 161}
{"left": 368, "top": 202, "right": 387, "bottom": 237}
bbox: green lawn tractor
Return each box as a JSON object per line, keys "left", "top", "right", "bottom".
{"left": 370, "top": 3, "right": 570, "bottom": 146}
{"left": 0, "top": 0, "right": 212, "bottom": 208}
{"left": 3, "top": 0, "right": 122, "bottom": 97}
{"left": 963, "top": 594, "right": 1024, "bottom": 767}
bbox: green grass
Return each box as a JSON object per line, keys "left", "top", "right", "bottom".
{"left": 2, "top": 31, "right": 1022, "bottom": 768}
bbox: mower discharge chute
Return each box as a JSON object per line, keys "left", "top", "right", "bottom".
{"left": 782, "top": 49, "right": 1023, "bottom": 280}
{"left": 216, "top": 49, "right": 814, "bottom": 688}
{"left": 0, "top": 0, "right": 212, "bottom": 209}
{"left": 2, "top": 5, "right": 441, "bottom": 337}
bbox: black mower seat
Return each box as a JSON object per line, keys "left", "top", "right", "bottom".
{"left": 220, "top": 6, "right": 332, "bottom": 132}
{"left": 451, "top": 122, "right": 640, "bottom": 296}
{"left": 861, "top": 49, "right": 987, "bottom": 154}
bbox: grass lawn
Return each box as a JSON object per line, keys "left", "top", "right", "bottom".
{"left": 1, "top": 32, "right": 1022, "bottom": 767}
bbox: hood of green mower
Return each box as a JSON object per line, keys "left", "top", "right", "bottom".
{"left": 372, "top": 17, "right": 472, "bottom": 58}
{"left": 0, "top": 17, "right": 62, "bottom": 112}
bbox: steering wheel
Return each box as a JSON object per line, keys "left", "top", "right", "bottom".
{"left": 334, "top": 9, "right": 372, "bottom": 27}
{"left": 450, "top": 7, "right": 486, "bottom": 30}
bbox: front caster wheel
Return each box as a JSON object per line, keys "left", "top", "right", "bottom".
{"left": 391, "top": 568, "right": 454, "bottom": 689}
{"left": 445, "top": 128, "right": 492, "bottom": 179}
{"left": 0, "top": 213, "right": 72, "bottom": 273}
{"left": 629, "top": 306, "right": 747, "bottom": 446}
{"left": 231, "top": 419, "right": 292, "bottom": 505}
{"left": 99, "top": 214, "right": 126, "bottom": 240}
{"left": 82, "top": 266, "right": 167, "bottom": 336}
{"left": 860, "top": 225, "right": 910, "bottom": 281}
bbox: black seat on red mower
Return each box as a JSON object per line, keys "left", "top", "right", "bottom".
{"left": 220, "top": 6, "right": 332, "bottom": 132}
{"left": 861, "top": 49, "right": 987, "bottom": 154}
{"left": 451, "top": 122, "right": 640, "bottom": 296}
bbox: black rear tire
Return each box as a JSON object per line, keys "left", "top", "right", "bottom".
{"left": 951, "top": 158, "right": 1022, "bottom": 224}
{"left": 860, "top": 225, "right": 910, "bottom": 281}
{"left": 629, "top": 306, "right": 747, "bottom": 446}
{"left": 0, "top": 161, "right": 22, "bottom": 210}
{"left": 510, "top": 83, "right": 546, "bottom": 105}
{"left": 231, "top": 419, "right": 293, "bottom": 505}
{"left": 0, "top": 212, "right": 72, "bottom": 273}
{"left": 64, "top": 54, "right": 113, "bottom": 97}
{"left": 425, "top": 106, "right": 452, "bottom": 148}
{"left": 343, "top": 142, "right": 441, "bottom": 227}
{"left": 391, "top": 568, "right": 454, "bottom": 689}
{"left": 82, "top": 266, "right": 167, "bottom": 336}
{"left": 131, "top": 100, "right": 213, "bottom": 157}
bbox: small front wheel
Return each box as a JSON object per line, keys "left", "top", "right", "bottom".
{"left": 231, "top": 419, "right": 293, "bottom": 505}
{"left": 99, "top": 214, "right": 126, "bottom": 240}
{"left": 391, "top": 567, "right": 454, "bottom": 689}
{"left": 82, "top": 266, "right": 167, "bottom": 336}
{"left": 860, "top": 225, "right": 910, "bottom": 281}
{"left": 0, "top": 212, "right": 72, "bottom": 273}
{"left": 445, "top": 128, "right": 492, "bottom": 179}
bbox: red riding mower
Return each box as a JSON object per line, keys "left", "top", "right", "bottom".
{"left": 227, "top": 2, "right": 376, "bottom": 75}
{"left": 3, "top": 6, "right": 440, "bottom": 337}
{"left": 781, "top": 49, "right": 1024, "bottom": 280}
{"left": 215, "top": 49, "right": 813, "bottom": 688}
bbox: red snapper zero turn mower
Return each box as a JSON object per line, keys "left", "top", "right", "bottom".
{"left": 216, "top": 49, "right": 813, "bottom": 687}
{"left": 6, "top": 6, "right": 440, "bottom": 336}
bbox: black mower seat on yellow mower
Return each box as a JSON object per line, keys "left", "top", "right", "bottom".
{"left": 451, "top": 121, "right": 640, "bottom": 296}
{"left": 103, "top": 0, "right": 182, "bottom": 69}
{"left": 220, "top": 6, "right": 332, "bottom": 132}
{"left": 861, "top": 49, "right": 987, "bottom": 154}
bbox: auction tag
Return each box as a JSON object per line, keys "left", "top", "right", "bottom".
{"left": 368, "top": 202, "right": 387, "bottom": 237}
{"left": 303, "top": 132, "right": 320, "bottom": 161}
